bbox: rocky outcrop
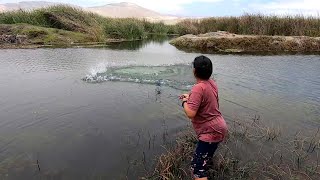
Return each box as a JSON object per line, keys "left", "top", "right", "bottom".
{"left": 170, "top": 31, "right": 320, "bottom": 54}
{"left": 0, "top": 35, "right": 28, "bottom": 44}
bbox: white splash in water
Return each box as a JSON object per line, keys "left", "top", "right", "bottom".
{"left": 89, "top": 63, "right": 108, "bottom": 77}
{"left": 84, "top": 61, "right": 137, "bottom": 82}
{"left": 83, "top": 63, "right": 108, "bottom": 82}
{"left": 82, "top": 64, "right": 195, "bottom": 90}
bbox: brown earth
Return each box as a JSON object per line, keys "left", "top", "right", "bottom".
{"left": 170, "top": 31, "right": 320, "bottom": 54}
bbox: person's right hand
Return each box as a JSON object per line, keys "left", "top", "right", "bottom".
{"left": 179, "top": 94, "right": 189, "bottom": 102}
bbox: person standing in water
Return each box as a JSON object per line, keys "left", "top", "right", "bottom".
{"left": 180, "top": 55, "right": 227, "bottom": 180}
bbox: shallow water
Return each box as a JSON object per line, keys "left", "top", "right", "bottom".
{"left": 0, "top": 37, "right": 319, "bottom": 179}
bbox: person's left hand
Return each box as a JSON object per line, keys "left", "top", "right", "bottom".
{"left": 179, "top": 94, "right": 189, "bottom": 102}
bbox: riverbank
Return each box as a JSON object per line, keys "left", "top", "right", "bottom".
{"left": 148, "top": 117, "right": 320, "bottom": 179}
{"left": 3, "top": 6, "right": 320, "bottom": 49}
{"left": 0, "top": 24, "right": 97, "bottom": 48}
{"left": 0, "top": 5, "right": 181, "bottom": 49}
{"left": 0, "top": 23, "right": 173, "bottom": 49}
{"left": 170, "top": 31, "right": 320, "bottom": 54}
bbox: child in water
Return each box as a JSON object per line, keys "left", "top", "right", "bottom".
{"left": 180, "top": 55, "right": 227, "bottom": 180}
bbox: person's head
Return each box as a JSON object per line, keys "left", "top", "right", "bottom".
{"left": 192, "top": 55, "right": 213, "bottom": 80}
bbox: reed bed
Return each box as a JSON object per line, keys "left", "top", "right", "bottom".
{"left": 178, "top": 14, "right": 320, "bottom": 37}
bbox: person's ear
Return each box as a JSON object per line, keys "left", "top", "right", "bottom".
{"left": 193, "top": 69, "right": 196, "bottom": 77}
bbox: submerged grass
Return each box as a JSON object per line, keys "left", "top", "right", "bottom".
{"left": 148, "top": 116, "right": 320, "bottom": 180}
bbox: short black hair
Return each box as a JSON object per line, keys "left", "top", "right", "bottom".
{"left": 192, "top": 55, "right": 212, "bottom": 80}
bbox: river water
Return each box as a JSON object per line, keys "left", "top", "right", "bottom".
{"left": 0, "top": 37, "right": 319, "bottom": 179}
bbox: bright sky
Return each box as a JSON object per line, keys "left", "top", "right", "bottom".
{"left": 0, "top": 0, "right": 319, "bottom": 17}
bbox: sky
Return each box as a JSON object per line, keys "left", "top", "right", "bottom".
{"left": 0, "top": 0, "right": 320, "bottom": 17}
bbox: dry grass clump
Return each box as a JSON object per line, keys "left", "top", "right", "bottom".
{"left": 147, "top": 131, "right": 197, "bottom": 180}
{"left": 148, "top": 115, "right": 320, "bottom": 180}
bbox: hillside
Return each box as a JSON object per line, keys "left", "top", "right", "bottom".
{"left": 0, "top": 5, "right": 6, "bottom": 11}
{"left": 88, "top": 2, "right": 161, "bottom": 18}
{"left": 0, "top": 1, "right": 57, "bottom": 11}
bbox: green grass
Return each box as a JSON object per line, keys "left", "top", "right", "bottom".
{"left": 0, "top": 6, "right": 105, "bottom": 41}
{"left": 142, "top": 20, "right": 180, "bottom": 35}
{"left": 104, "top": 18, "right": 146, "bottom": 40}
{"left": 0, "top": 5, "right": 181, "bottom": 42}
{"left": 0, "top": 24, "right": 93, "bottom": 45}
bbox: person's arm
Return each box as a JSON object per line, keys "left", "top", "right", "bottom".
{"left": 183, "top": 101, "right": 197, "bottom": 119}
{"left": 180, "top": 85, "right": 203, "bottom": 119}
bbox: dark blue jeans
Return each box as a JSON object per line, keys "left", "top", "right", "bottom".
{"left": 191, "top": 140, "right": 219, "bottom": 178}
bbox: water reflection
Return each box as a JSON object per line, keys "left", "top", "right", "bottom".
{"left": 106, "top": 34, "right": 170, "bottom": 50}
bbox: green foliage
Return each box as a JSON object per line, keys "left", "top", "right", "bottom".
{"left": 25, "top": 29, "right": 48, "bottom": 38}
{"left": 0, "top": 24, "right": 93, "bottom": 45}
{"left": 104, "top": 18, "right": 146, "bottom": 40}
{"left": 143, "top": 20, "right": 170, "bottom": 34}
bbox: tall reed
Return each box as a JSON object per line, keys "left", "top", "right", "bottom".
{"left": 178, "top": 14, "right": 320, "bottom": 37}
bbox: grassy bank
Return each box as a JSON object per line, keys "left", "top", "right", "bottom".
{"left": 0, "top": 5, "right": 180, "bottom": 46}
{"left": 0, "top": 6, "right": 106, "bottom": 41}
{"left": 148, "top": 116, "right": 320, "bottom": 180}
{"left": 177, "top": 14, "right": 320, "bottom": 37}
{"left": 0, "top": 24, "right": 95, "bottom": 47}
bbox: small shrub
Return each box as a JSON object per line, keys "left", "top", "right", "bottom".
{"left": 26, "top": 29, "right": 48, "bottom": 38}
